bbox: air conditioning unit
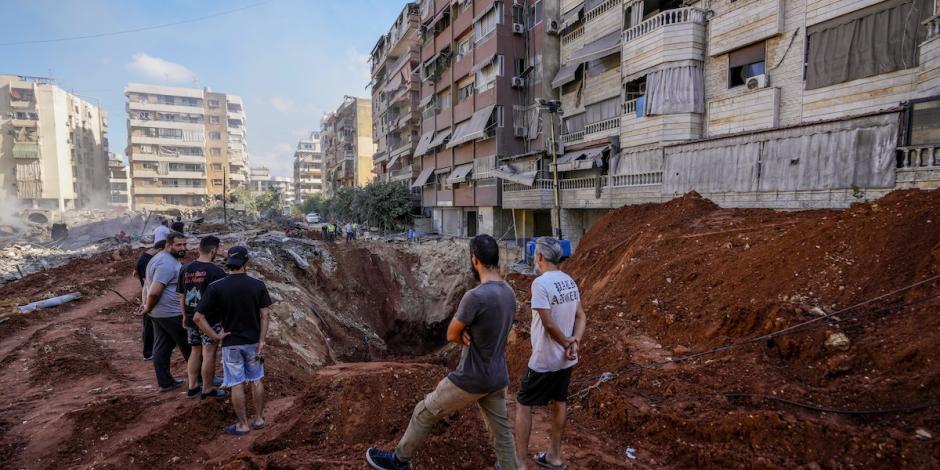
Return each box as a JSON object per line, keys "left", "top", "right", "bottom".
{"left": 512, "top": 23, "right": 525, "bottom": 34}
{"left": 511, "top": 76, "right": 525, "bottom": 88}
{"left": 546, "top": 19, "right": 561, "bottom": 35}
{"left": 513, "top": 126, "right": 528, "bottom": 138}
{"left": 746, "top": 74, "right": 769, "bottom": 90}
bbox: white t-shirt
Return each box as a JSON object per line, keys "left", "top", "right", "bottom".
{"left": 529, "top": 270, "right": 580, "bottom": 373}
{"left": 153, "top": 225, "right": 171, "bottom": 243}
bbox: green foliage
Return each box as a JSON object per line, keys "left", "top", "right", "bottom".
{"left": 306, "top": 181, "right": 412, "bottom": 231}
{"left": 255, "top": 188, "right": 282, "bottom": 216}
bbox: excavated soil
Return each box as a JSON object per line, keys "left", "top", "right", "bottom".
{"left": 1, "top": 190, "right": 938, "bottom": 469}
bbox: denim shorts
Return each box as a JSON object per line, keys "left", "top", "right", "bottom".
{"left": 222, "top": 343, "right": 264, "bottom": 387}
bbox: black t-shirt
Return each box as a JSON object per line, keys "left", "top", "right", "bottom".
{"left": 176, "top": 261, "right": 226, "bottom": 327}
{"left": 196, "top": 273, "right": 273, "bottom": 347}
{"left": 135, "top": 252, "right": 154, "bottom": 287}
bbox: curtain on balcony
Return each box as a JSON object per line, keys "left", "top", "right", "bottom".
{"left": 563, "top": 113, "right": 586, "bottom": 134}
{"left": 806, "top": 0, "right": 931, "bottom": 90}
{"left": 644, "top": 64, "right": 705, "bottom": 115}
{"left": 585, "top": 97, "right": 621, "bottom": 124}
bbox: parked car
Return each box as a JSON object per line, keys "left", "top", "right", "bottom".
{"left": 305, "top": 212, "right": 320, "bottom": 224}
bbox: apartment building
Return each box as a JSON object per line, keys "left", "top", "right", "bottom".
{"left": 320, "top": 96, "right": 376, "bottom": 196}
{"left": 0, "top": 75, "right": 110, "bottom": 210}
{"left": 125, "top": 83, "right": 250, "bottom": 211}
{"left": 410, "top": 0, "right": 562, "bottom": 237}
{"left": 293, "top": 131, "right": 323, "bottom": 203}
{"left": 249, "top": 166, "right": 295, "bottom": 205}
{"left": 499, "top": 0, "right": 940, "bottom": 247}
{"left": 107, "top": 155, "right": 130, "bottom": 208}
{"left": 371, "top": 2, "right": 423, "bottom": 189}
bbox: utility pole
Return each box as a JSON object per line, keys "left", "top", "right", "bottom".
{"left": 539, "top": 99, "right": 563, "bottom": 240}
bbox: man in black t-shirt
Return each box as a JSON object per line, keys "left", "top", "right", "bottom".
{"left": 133, "top": 240, "right": 165, "bottom": 360}
{"left": 177, "top": 236, "right": 226, "bottom": 399}
{"left": 195, "top": 246, "right": 273, "bottom": 436}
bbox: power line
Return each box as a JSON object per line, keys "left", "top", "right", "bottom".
{"left": 0, "top": 1, "right": 269, "bottom": 47}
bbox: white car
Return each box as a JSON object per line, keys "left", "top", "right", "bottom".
{"left": 305, "top": 213, "right": 320, "bottom": 224}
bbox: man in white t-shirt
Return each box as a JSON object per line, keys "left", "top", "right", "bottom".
{"left": 153, "top": 219, "right": 171, "bottom": 244}
{"left": 514, "top": 237, "right": 586, "bottom": 470}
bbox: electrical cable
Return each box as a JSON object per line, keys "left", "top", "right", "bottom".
{"left": 724, "top": 393, "right": 940, "bottom": 415}
{"left": 0, "top": 1, "right": 270, "bottom": 46}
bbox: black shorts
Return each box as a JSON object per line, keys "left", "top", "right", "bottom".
{"left": 516, "top": 366, "right": 574, "bottom": 406}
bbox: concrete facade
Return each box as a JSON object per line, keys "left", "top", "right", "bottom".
{"left": 0, "top": 75, "right": 110, "bottom": 210}
{"left": 320, "top": 96, "right": 376, "bottom": 197}
{"left": 249, "top": 166, "right": 295, "bottom": 206}
{"left": 125, "top": 83, "right": 250, "bottom": 211}
{"left": 293, "top": 131, "right": 323, "bottom": 204}
{"left": 107, "top": 155, "right": 130, "bottom": 208}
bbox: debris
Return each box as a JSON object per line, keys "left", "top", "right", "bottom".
{"left": 18, "top": 292, "right": 82, "bottom": 313}
{"left": 626, "top": 447, "right": 637, "bottom": 460}
{"left": 824, "top": 332, "right": 851, "bottom": 351}
{"left": 285, "top": 248, "right": 310, "bottom": 270}
{"left": 809, "top": 306, "right": 827, "bottom": 317}
{"left": 915, "top": 428, "right": 932, "bottom": 440}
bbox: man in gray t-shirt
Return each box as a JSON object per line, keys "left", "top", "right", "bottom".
{"left": 366, "top": 235, "right": 518, "bottom": 470}
{"left": 140, "top": 231, "right": 191, "bottom": 392}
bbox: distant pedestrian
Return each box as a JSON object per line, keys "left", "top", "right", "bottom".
{"left": 352, "top": 223, "right": 359, "bottom": 240}
{"left": 139, "top": 232, "right": 190, "bottom": 392}
{"left": 514, "top": 237, "right": 586, "bottom": 470}
{"left": 407, "top": 228, "right": 416, "bottom": 243}
{"left": 195, "top": 246, "right": 273, "bottom": 436}
{"left": 321, "top": 224, "right": 328, "bottom": 241}
{"left": 153, "top": 219, "right": 171, "bottom": 244}
{"left": 171, "top": 218, "right": 185, "bottom": 234}
{"left": 345, "top": 223, "right": 353, "bottom": 243}
{"left": 134, "top": 240, "right": 165, "bottom": 361}
{"left": 177, "top": 236, "right": 227, "bottom": 399}
{"left": 366, "top": 235, "right": 518, "bottom": 470}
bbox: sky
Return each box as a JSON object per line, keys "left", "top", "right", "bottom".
{"left": 1, "top": 0, "right": 403, "bottom": 177}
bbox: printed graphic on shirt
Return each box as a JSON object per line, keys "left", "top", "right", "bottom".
{"left": 548, "top": 278, "right": 580, "bottom": 306}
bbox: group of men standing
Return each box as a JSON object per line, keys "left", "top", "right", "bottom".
{"left": 320, "top": 222, "right": 359, "bottom": 242}
{"left": 135, "top": 218, "right": 274, "bottom": 435}
{"left": 367, "top": 235, "right": 586, "bottom": 470}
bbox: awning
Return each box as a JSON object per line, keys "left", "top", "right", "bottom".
{"left": 371, "top": 165, "right": 382, "bottom": 175}
{"left": 555, "top": 146, "right": 608, "bottom": 172}
{"left": 411, "top": 166, "right": 435, "bottom": 188}
{"left": 493, "top": 164, "right": 538, "bottom": 186}
{"left": 387, "top": 153, "right": 402, "bottom": 170}
{"left": 551, "top": 63, "right": 582, "bottom": 88}
{"left": 447, "top": 105, "right": 496, "bottom": 148}
{"left": 383, "top": 72, "right": 403, "bottom": 93}
{"left": 471, "top": 53, "right": 498, "bottom": 74}
{"left": 568, "top": 31, "right": 621, "bottom": 63}
{"left": 419, "top": 94, "right": 435, "bottom": 108}
{"left": 425, "top": 7, "right": 450, "bottom": 31}
{"left": 561, "top": 3, "right": 584, "bottom": 29}
{"left": 413, "top": 131, "right": 436, "bottom": 157}
{"left": 446, "top": 163, "right": 474, "bottom": 184}
{"left": 428, "top": 129, "right": 451, "bottom": 148}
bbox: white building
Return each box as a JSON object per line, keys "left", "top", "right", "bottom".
{"left": 293, "top": 131, "right": 323, "bottom": 203}
{"left": 249, "top": 166, "right": 295, "bottom": 205}
{"left": 1, "top": 75, "right": 110, "bottom": 210}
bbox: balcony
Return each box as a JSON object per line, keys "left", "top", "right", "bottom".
{"left": 622, "top": 7, "right": 706, "bottom": 78}
{"left": 389, "top": 165, "right": 415, "bottom": 182}
{"left": 561, "top": 26, "right": 586, "bottom": 62}
{"left": 560, "top": 116, "right": 619, "bottom": 145}
{"left": 134, "top": 169, "right": 206, "bottom": 179}
{"left": 501, "top": 172, "right": 665, "bottom": 209}
{"left": 620, "top": 99, "right": 703, "bottom": 149}
{"left": 127, "top": 101, "right": 206, "bottom": 115}
{"left": 133, "top": 186, "right": 207, "bottom": 196}
{"left": 897, "top": 144, "right": 940, "bottom": 190}
{"left": 12, "top": 142, "right": 40, "bottom": 160}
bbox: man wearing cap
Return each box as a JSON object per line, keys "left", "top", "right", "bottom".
{"left": 194, "top": 246, "right": 273, "bottom": 436}
{"left": 514, "top": 237, "right": 586, "bottom": 470}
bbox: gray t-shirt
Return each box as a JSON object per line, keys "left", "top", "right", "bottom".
{"left": 145, "top": 251, "right": 183, "bottom": 318}
{"left": 448, "top": 281, "right": 516, "bottom": 394}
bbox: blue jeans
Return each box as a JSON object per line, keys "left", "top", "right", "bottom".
{"left": 221, "top": 343, "right": 264, "bottom": 388}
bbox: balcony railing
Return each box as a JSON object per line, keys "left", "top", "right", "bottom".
{"left": 585, "top": 0, "right": 622, "bottom": 22}
{"left": 561, "top": 130, "right": 585, "bottom": 144}
{"left": 898, "top": 145, "right": 940, "bottom": 168}
{"left": 562, "top": 25, "right": 585, "bottom": 45}
{"left": 502, "top": 171, "right": 664, "bottom": 194}
{"left": 623, "top": 98, "right": 639, "bottom": 114}
{"left": 503, "top": 179, "right": 553, "bottom": 192}
{"left": 610, "top": 172, "right": 663, "bottom": 187}
{"left": 584, "top": 117, "right": 619, "bottom": 135}
{"left": 927, "top": 14, "right": 940, "bottom": 41}
{"left": 623, "top": 7, "right": 707, "bottom": 43}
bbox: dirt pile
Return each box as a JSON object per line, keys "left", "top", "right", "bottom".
{"left": 503, "top": 189, "right": 940, "bottom": 468}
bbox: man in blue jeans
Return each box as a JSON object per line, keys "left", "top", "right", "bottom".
{"left": 194, "top": 246, "right": 272, "bottom": 435}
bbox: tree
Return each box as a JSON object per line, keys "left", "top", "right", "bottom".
{"left": 254, "top": 188, "right": 282, "bottom": 217}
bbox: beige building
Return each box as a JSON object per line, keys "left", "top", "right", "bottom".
{"left": 320, "top": 96, "right": 376, "bottom": 196}
{"left": 293, "top": 131, "right": 323, "bottom": 203}
{"left": 371, "top": 2, "right": 423, "bottom": 186}
{"left": 249, "top": 166, "right": 294, "bottom": 206}
{"left": 108, "top": 155, "right": 130, "bottom": 208}
{"left": 499, "top": 0, "right": 940, "bottom": 247}
{"left": 1, "top": 75, "right": 110, "bottom": 210}
{"left": 125, "top": 83, "right": 250, "bottom": 211}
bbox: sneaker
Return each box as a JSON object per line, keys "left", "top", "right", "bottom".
{"left": 366, "top": 448, "right": 410, "bottom": 470}
{"left": 159, "top": 379, "right": 184, "bottom": 393}
{"left": 143, "top": 356, "right": 153, "bottom": 361}
{"left": 213, "top": 376, "right": 224, "bottom": 387}
{"left": 186, "top": 386, "right": 202, "bottom": 399}
{"left": 201, "top": 388, "right": 228, "bottom": 400}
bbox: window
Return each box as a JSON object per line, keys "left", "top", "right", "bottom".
{"left": 515, "top": 58, "right": 527, "bottom": 77}
{"left": 456, "top": 36, "right": 473, "bottom": 62}
{"left": 438, "top": 90, "right": 452, "bottom": 110}
{"left": 458, "top": 82, "right": 476, "bottom": 102}
{"left": 213, "top": 179, "right": 223, "bottom": 186}
{"left": 805, "top": 0, "right": 930, "bottom": 90}
{"left": 139, "top": 145, "right": 153, "bottom": 154}
{"left": 210, "top": 132, "right": 221, "bottom": 140}
{"left": 728, "top": 42, "right": 765, "bottom": 88}
{"left": 208, "top": 99, "right": 220, "bottom": 108}
{"left": 528, "top": 0, "right": 543, "bottom": 29}
{"left": 563, "top": 113, "right": 586, "bottom": 134}
{"left": 585, "top": 54, "right": 621, "bottom": 78}
{"left": 495, "top": 105, "right": 504, "bottom": 128}
{"left": 209, "top": 116, "right": 221, "bottom": 124}
{"left": 512, "top": 4, "right": 525, "bottom": 25}
{"left": 212, "top": 163, "right": 223, "bottom": 171}
{"left": 474, "top": 2, "right": 503, "bottom": 43}
{"left": 475, "top": 55, "right": 504, "bottom": 93}
{"left": 907, "top": 98, "right": 940, "bottom": 145}
{"left": 210, "top": 148, "right": 221, "bottom": 156}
